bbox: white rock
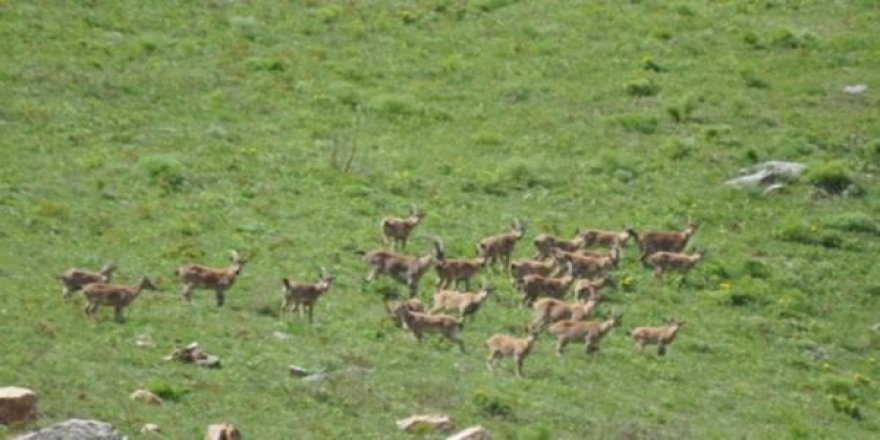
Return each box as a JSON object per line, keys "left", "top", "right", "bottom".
{"left": 843, "top": 84, "right": 868, "bottom": 95}
{"left": 130, "top": 389, "right": 163, "bottom": 405}
{"left": 288, "top": 365, "right": 311, "bottom": 377}
{"left": 205, "top": 422, "right": 242, "bottom": 440}
{"left": 141, "top": 423, "right": 161, "bottom": 434}
{"left": 0, "top": 386, "right": 37, "bottom": 425}
{"left": 14, "top": 419, "right": 121, "bottom": 439}
{"left": 396, "top": 414, "right": 454, "bottom": 433}
{"left": 447, "top": 425, "right": 491, "bottom": 440}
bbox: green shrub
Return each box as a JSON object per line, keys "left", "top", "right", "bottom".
{"left": 665, "top": 94, "right": 698, "bottom": 123}
{"left": 624, "top": 78, "right": 659, "bottom": 97}
{"left": 137, "top": 155, "right": 190, "bottom": 194}
{"left": 806, "top": 161, "right": 857, "bottom": 195}
{"left": 614, "top": 113, "right": 659, "bottom": 134}
{"left": 472, "top": 389, "right": 515, "bottom": 419}
{"left": 147, "top": 381, "right": 191, "bottom": 402}
{"left": 828, "top": 213, "right": 879, "bottom": 235}
{"left": 771, "top": 28, "right": 818, "bottom": 49}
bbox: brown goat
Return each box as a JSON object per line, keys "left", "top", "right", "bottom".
{"left": 381, "top": 205, "right": 425, "bottom": 250}
{"left": 82, "top": 277, "right": 158, "bottom": 321}
{"left": 572, "top": 276, "right": 616, "bottom": 303}
{"left": 578, "top": 228, "right": 631, "bottom": 249}
{"left": 476, "top": 218, "right": 526, "bottom": 272}
{"left": 393, "top": 306, "right": 466, "bottom": 352}
{"left": 553, "top": 246, "right": 620, "bottom": 279}
{"left": 627, "top": 221, "right": 700, "bottom": 263}
{"left": 177, "top": 251, "right": 247, "bottom": 307}
{"left": 645, "top": 250, "right": 705, "bottom": 284}
{"left": 532, "top": 231, "right": 586, "bottom": 260}
{"left": 429, "top": 282, "right": 492, "bottom": 321}
{"left": 509, "top": 258, "right": 559, "bottom": 283}
{"left": 57, "top": 262, "right": 118, "bottom": 301}
{"left": 549, "top": 311, "right": 622, "bottom": 356}
{"left": 517, "top": 262, "right": 576, "bottom": 306}
{"left": 281, "top": 267, "right": 335, "bottom": 322}
{"left": 530, "top": 293, "right": 602, "bottom": 332}
{"left": 629, "top": 320, "right": 686, "bottom": 356}
{"left": 385, "top": 298, "right": 426, "bottom": 328}
{"left": 433, "top": 238, "right": 486, "bottom": 290}
{"left": 363, "top": 241, "right": 438, "bottom": 297}
{"left": 485, "top": 329, "right": 540, "bottom": 377}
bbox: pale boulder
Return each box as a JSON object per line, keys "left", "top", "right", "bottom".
{"left": 0, "top": 386, "right": 37, "bottom": 425}
{"left": 130, "top": 389, "right": 163, "bottom": 405}
{"left": 396, "top": 414, "right": 454, "bottom": 433}
{"left": 447, "top": 426, "right": 491, "bottom": 440}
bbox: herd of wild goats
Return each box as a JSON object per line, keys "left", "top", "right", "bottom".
{"left": 57, "top": 206, "right": 703, "bottom": 377}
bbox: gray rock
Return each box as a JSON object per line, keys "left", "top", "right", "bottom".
{"left": 725, "top": 161, "right": 806, "bottom": 187}
{"left": 15, "top": 419, "right": 121, "bottom": 440}
{"left": 447, "top": 425, "right": 491, "bottom": 440}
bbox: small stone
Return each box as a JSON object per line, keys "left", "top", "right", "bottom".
{"left": 130, "top": 389, "right": 163, "bottom": 405}
{"left": 447, "top": 425, "right": 491, "bottom": 440}
{"left": 288, "top": 365, "right": 311, "bottom": 377}
{"left": 141, "top": 423, "right": 161, "bottom": 434}
{"left": 396, "top": 414, "right": 454, "bottom": 433}
{"left": 0, "top": 386, "right": 38, "bottom": 425}
{"left": 843, "top": 84, "right": 868, "bottom": 95}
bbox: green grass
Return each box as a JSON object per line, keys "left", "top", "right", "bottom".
{"left": 2, "top": 1, "right": 880, "bottom": 438}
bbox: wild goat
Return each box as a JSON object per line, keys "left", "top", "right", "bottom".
{"left": 532, "top": 231, "right": 586, "bottom": 260}
{"left": 362, "top": 241, "right": 438, "bottom": 297}
{"left": 645, "top": 250, "right": 705, "bottom": 284}
{"left": 485, "top": 329, "right": 540, "bottom": 378}
{"left": 429, "top": 282, "right": 492, "bottom": 321}
{"left": 553, "top": 246, "right": 620, "bottom": 279}
{"left": 629, "top": 320, "right": 686, "bottom": 356}
{"left": 82, "top": 277, "right": 157, "bottom": 321}
{"left": 578, "top": 228, "right": 631, "bottom": 248}
{"left": 176, "top": 251, "right": 247, "bottom": 307}
{"left": 392, "top": 305, "right": 466, "bottom": 352}
{"left": 381, "top": 205, "right": 425, "bottom": 250}
{"left": 385, "top": 298, "right": 425, "bottom": 328}
{"left": 476, "top": 218, "right": 526, "bottom": 272}
{"left": 281, "top": 267, "right": 335, "bottom": 322}
{"left": 57, "top": 262, "right": 118, "bottom": 301}
{"left": 433, "top": 238, "right": 486, "bottom": 290}
{"left": 572, "top": 276, "right": 616, "bottom": 303}
{"left": 530, "top": 292, "right": 602, "bottom": 332}
{"left": 509, "top": 258, "right": 558, "bottom": 282}
{"left": 627, "top": 221, "right": 700, "bottom": 263}
{"left": 549, "top": 311, "right": 622, "bottom": 356}
{"left": 518, "top": 262, "right": 576, "bottom": 306}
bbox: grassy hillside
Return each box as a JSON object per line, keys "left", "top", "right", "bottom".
{"left": 2, "top": 0, "right": 879, "bottom": 438}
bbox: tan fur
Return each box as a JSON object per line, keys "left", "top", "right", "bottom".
{"left": 429, "top": 284, "right": 491, "bottom": 321}
{"left": 57, "top": 262, "right": 117, "bottom": 300}
{"left": 627, "top": 222, "right": 700, "bottom": 263}
{"left": 645, "top": 250, "right": 704, "bottom": 283}
{"left": 485, "top": 330, "right": 539, "bottom": 377}
{"left": 532, "top": 231, "right": 586, "bottom": 260}
{"left": 517, "top": 262, "right": 576, "bottom": 306}
{"left": 82, "top": 277, "right": 157, "bottom": 321}
{"left": 394, "top": 307, "right": 466, "bottom": 352}
{"left": 549, "top": 312, "right": 622, "bottom": 356}
{"left": 281, "top": 267, "right": 335, "bottom": 322}
{"left": 363, "top": 244, "right": 436, "bottom": 298}
{"left": 476, "top": 218, "right": 526, "bottom": 272}
{"left": 385, "top": 298, "right": 425, "bottom": 327}
{"left": 553, "top": 246, "right": 620, "bottom": 279}
{"left": 433, "top": 238, "right": 486, "bottom": 290}
{"left": 177, "top": 251, "right": 247, "bottom": 307}
{"left": 205, "top": 423, "right": 242, "bottom": 440}
{"left": 509, "top": 258, "right": 559, "bottom": 282}
{"left": 381, "top": 205, "right": 425, "bottom": 250}
{"left": 530, "top": 293, "right": 602, "bottom": 332}
{"left": 578, "top": 228, "right": 631, "bottom": 248}
{"left": 572, "top": 276, "right": 616, "bottom": 303}
{"left": 629, "top": 320, "right": 686, "bottom": 356}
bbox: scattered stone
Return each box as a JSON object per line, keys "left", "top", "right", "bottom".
{"left": 205, "top": 422, "right": 242, "bottom": 440}
{"left": 725, "top": 161, "right": 806, "bottom": 187}
{"left": 135, "top": 334, "right": 154, "bottom": 348}
{"left": 301, "top": 372, "right": 329, "bottom": 383}
{"left": 164, "top": 342, "right": 221, "bottom": 368}
{"left": 762, "top": 183, "right": 787, "bottom": 195}
{"left": 14, "top": 419, "right": 121, "bottom": 440}
{"left": 870, "top": 322, "right": 880, "bottom": 332}
{"left": 447, "top": 425, "right": 491, "bottom": 440}
{"left": 0, "top": 386, "right": 38, "bottom": 425}
{"left": 130, "top": 389, "right": 163, "bottom": 405}
{"left": 396, "top": 414, "right": 454, "bottom": 433}
{"left": 843, "top": 84, "right": 868, "bottom": 95}
{"left": 288, "top": 365, "right": 311, "bottom": 377}
{"left": 272, "top": 331, "right": 293, "bottom": 340}
{"left": 141, "top": 423, "right": 161, "bottom": 434}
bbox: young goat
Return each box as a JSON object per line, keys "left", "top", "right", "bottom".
{"left": 281, "top": 267, "right": 335, "bottom": 322}
{"left": 517, "top": 262, "right": 576, "bottom": 306}
{"left": 627, "top": 221, "right": 700, "bottom": 263}
{"left": 530, "top": 292, "right": 603, "bottom": 332}
{"left": 393, "top": 306, "right": 466, "bottom": 352}
{"left": 532, "top": 231, "right": 586, "bottom": 260}
{"left": 629, "top": 320, "right": 686, "bottom": 356}
{"left": 176, "top": 251, "right": 247, "bottom": 307}
{"left": 553, "top": 246, "right": 620, "bottom": 279}
{"left": 476, "top": 218, "right": 526, "bottom": 272}
{"left": 381, "top": 205, "right": 425, "bottom": 250}
{"left": 57, "top": 262, "right": 118, "bottom": 301}
{"left": 363, "top": 241, "right": 438, "bottom": 297}
{"left": 433, "top": 238, "right": 486, "bottom": 290}
{"left": 645, "top": 250, "right": 705, "bottom": 284}
{"left": 429, "top": 282, "right": 492, "bottom": 321}
{"left": 82, "top": 276, "right": 157, "bottom": 321}
{"left": 572, "top": 276, "right": 616, "bottom": 303}
{"left": 578, "top": 228, "right": 631, "bottom": 249}
{"left": 485, "top": 329, "right": 540, "bottom": 378}
{"left": 549, "top": 311, "right": 622, "bottom": 356}
{"left": 385, "top": 298, "right": 426, "bottom": 328}
{"left": 509, "top": 258, "right": 559, "bottom": 283}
